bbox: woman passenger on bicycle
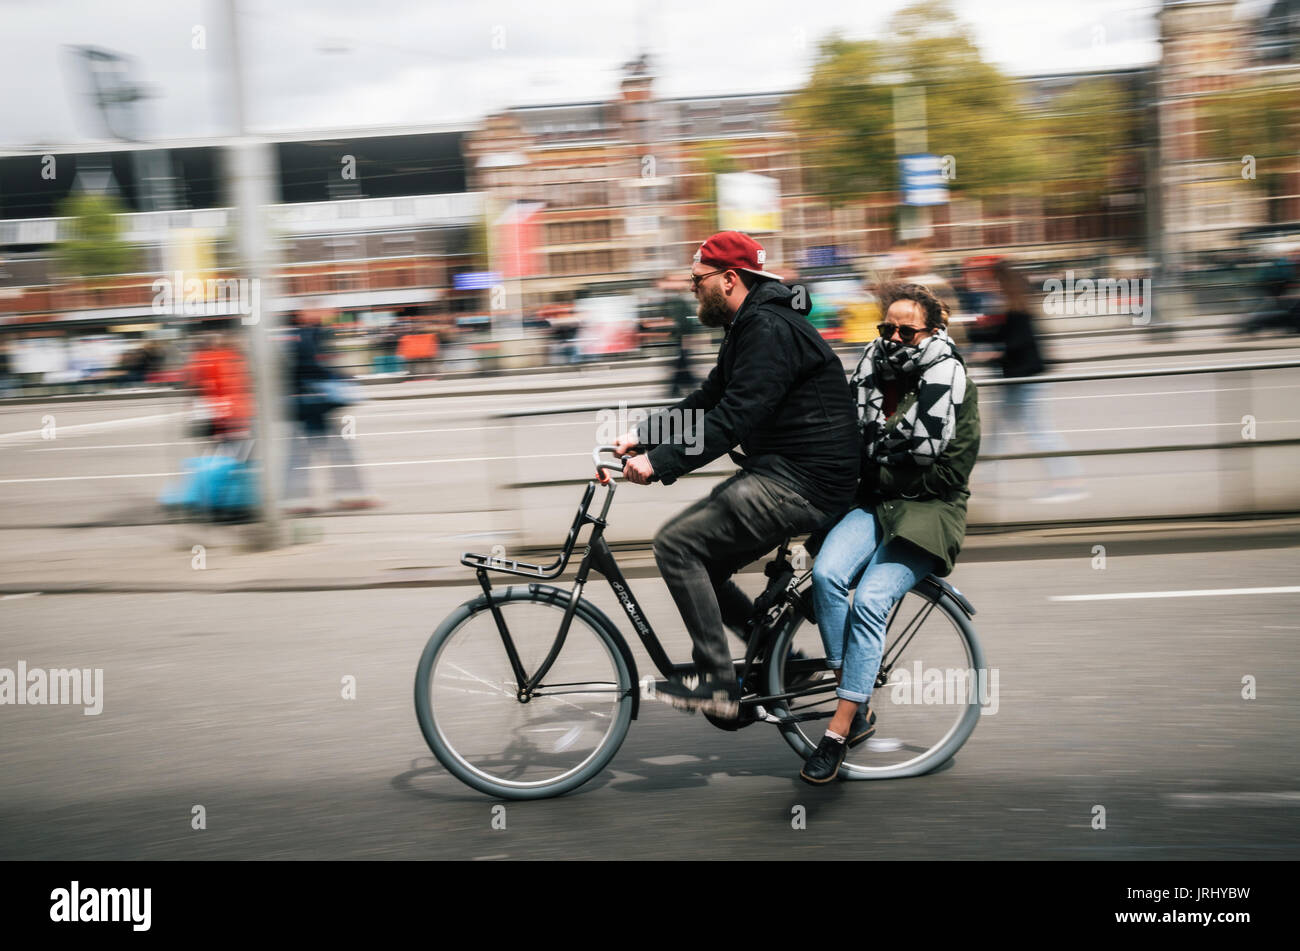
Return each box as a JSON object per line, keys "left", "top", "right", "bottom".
{"left": 801, "top": 282, "right": 981, "bottom": 784}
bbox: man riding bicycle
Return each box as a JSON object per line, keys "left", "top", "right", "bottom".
{"left": 611, "top": 231, "right": 860, "bottom": 720}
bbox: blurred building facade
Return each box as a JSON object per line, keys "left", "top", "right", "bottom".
{"left": 1156, "top": 0, "right": 1300, "bottom": 270}
{"left": 2, "top": 0, "right": 1299, "bottom": 381}
{"left": 0, "top": 130, "right": 480, "bottom": 338}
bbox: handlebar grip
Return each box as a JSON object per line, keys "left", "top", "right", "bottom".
{"left": 592, "top": 445, "right": 657, "bottom": 483}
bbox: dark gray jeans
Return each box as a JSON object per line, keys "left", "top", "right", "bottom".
{"left": 653, "top": 469, "right": 832, "bottom": 681}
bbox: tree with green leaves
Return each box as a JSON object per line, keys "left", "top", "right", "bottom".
{"left": 783, "top": 35, "right": 894, "bottom": 205}
{"left": 1030, "top": 76, "right": 1142, "bottom": 213}
{"left": 785, "top": 0, "right": 1050, "bottom": 203}
{"left": 678, "top": 139, "right": 740, "bottom": 230}
{"left": 1202, "top": 80, "right": 1300, "bottom": 221}
{"left": 55, "top": 192, "right": 137, "bottom": 281}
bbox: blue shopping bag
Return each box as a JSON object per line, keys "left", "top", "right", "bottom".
{"left": 160, "top": 455, "right": 259, "bottom": 514}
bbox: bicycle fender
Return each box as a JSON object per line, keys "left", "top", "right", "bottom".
{"left": 916, "top": 575, "right": 976, "bottom": 618}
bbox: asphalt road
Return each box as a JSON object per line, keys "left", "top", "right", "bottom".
{"left": 1, "top": 542, "right": 1297, "bottom": 860}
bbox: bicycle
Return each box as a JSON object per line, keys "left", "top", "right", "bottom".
{"left": 414, "top": 446, "right": 988, "bottom": 800}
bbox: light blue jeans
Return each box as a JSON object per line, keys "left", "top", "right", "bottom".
{"left": 811, "top": 506, "right": 939, "bottom": 703}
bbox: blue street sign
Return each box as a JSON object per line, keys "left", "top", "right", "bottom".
{"left": 453, "top": 271, "right": 502, "bottom": 290}
{"left": 900, "top": 154, "right": 949, "bottom": 206}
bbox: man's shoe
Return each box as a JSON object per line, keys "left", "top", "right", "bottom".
{"left": 800, "top": 734, "right": 848, "bottom": 784}
{"left": 848, "top": 706, "right": 877, "bottom": 748}
{"left": 655, "top": 671, "right": 740, "bottom": 720}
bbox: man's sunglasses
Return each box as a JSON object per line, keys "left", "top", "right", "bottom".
{"left": 877, "top": 323, "right": 925, "bottom": 343}
{"left": 689, "top": 268, "right": 728, "bottom": 291}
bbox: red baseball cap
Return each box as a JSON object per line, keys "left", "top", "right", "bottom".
{"left": 693, "top": 231, "right": 783, "bottom": 281}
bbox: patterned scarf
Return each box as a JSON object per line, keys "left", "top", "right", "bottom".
{"left": 851, "top": 326, "right": 967, "bottom": 467}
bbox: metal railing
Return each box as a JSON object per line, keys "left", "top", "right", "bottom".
{"left": 495, "top": 358, "right": 1300, "bottom": 537}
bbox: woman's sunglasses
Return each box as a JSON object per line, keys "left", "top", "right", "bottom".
{"left": 877, "top": 323, "right": 925, "bottom": 343}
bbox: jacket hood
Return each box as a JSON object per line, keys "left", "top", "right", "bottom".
{"left": 737, "top": 278, "right": 812, "bottom": 319}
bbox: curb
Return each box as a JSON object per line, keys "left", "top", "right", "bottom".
{"left": 4, "top": 516, "right": 1296, "bottom": 594}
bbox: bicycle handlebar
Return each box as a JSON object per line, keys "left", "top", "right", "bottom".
{"left": 592, "top": 445, "right": 634, "bottom": 482}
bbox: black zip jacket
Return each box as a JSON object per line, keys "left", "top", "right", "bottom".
{"left": 635, "top": 280, "right": 860, "bottom": 514}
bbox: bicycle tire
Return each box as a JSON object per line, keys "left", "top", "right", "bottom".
{"left": 414, "top": 585, "right": 636, "bottom": 800}
{"left": 765, "top": 580, "right": 986, "bottom": 780}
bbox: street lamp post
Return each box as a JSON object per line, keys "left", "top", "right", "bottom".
{"left": 220, "top": 0, "right": 287, "bottom": 549}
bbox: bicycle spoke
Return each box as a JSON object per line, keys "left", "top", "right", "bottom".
{"left": 421, "top": 597, "right": 629, "bottom": 791}
{"left": 769, "top": 585, "right": 983, "bottom": 778}
{"left": 446, "top": 661, "right": 518, "bottom": 699}
{"left": 879, "top": 598, "right": 937, "bottom": 675}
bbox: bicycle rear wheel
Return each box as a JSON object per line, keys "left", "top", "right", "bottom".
{"left": 765, "top": 581, "right": 986, "bottom": 779}
{"left": 414, "top": 586, "right": 634, "bottom": 799}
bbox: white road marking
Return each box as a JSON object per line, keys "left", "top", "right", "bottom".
{"left": 1049, "top": 586, "right": 1300, "bottom": 602}
{"left": 642, "top": 754, "right": 703, "bottom": 766}
{"left": 0, "top": 471, "right": 182, "bottom": 484}
{"left": 1167, "top": 792, "right": 1300, "bottom": 807}
{"left": 982, "top": 382, "right": 1300, "bottom": 405}
{"left": 297, "top": 451, "right": 584, "bottom": 470}
{"left": 553, "top": 727, "right": 583, "bottom": 753}
{"left": 999, "top": 418, "right": 1300, "bottom": 437}
{"left": 23, "top": 420, "right": 589, "bottom": 452}
{"left": 28, "top": 441, "right": 198, "bottom": 452}
{"left": 0, "top": 411, "right": 187, "bottom": 442}
{"left": 0, "top": 449, "right": 589, "bottom": 482}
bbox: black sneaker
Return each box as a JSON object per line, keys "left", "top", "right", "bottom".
{"left": 800, "top": 734, "right": 847, "bottom": 784}
{"left": 656, "top": 671, "right": 740, "bottom": 720}
{"left": 848, "top": 705, "right": 877, "bottom": 748}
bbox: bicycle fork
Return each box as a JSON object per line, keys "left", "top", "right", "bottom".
{"left": 474, "top": 567, "right": 586, "bottom": 703}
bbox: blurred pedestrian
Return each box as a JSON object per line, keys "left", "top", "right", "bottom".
{"left": 284, "top": 306, "right": 379, "bottom": 514}
{"left": 187, "top": 322, "right": 252, "bottom": 443}
{"left": 1244, "top": 250, "right": 1300, "bottom": 335}
{"left": 397, "top": 321, "right": 439, "bottom": 377}
{"left": 552, "top": 306, "right": 580, "bottom": 365}
{"left": 159, "top": 321, "right": 257, "bottom": 522}
{"left": 372, "top": 321, "right": 403, "bottom": 375}
{"left": 968, "top": 258, "right": 1087, "bottom": 504}
{"left": 657, "top": 274, "right": 697, "bottom": 398}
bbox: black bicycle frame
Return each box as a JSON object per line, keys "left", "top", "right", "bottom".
{"left": 466, "top": 477, "right": 840, "bottom": 711}
{"left": 468, "top": 479, "right": 678, "bottom": 697}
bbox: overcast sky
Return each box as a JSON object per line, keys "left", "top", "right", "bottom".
{"left": 0, "top": 0, "right": 1260, "bottom": 150}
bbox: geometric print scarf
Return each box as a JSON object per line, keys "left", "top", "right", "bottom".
{"left": 850, "top": 326, "right": 966, "bottom": 467}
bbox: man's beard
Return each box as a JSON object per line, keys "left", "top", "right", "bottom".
{"left": 697, "top": 285, "right": 730, "bottom": 328}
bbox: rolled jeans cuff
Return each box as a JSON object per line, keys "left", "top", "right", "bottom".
{"left": 836, "top": 687, "right": 870, "bottom": 704}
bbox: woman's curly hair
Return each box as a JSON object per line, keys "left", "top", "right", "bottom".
{"left": 878, "top": 281, "right": 949, "bottom": 330}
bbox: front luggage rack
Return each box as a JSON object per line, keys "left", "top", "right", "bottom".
{"left": 460, "top": 550, "right": 557, "bottom": 578}
{"left": 461, "top": 450, "right": 626, "bottom": 582}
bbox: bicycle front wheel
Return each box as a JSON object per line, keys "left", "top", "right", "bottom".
{"left": 414, "top": 586, "right": 634, "bottom": 800}
{"left": 766, "top": 581, "right": 986, "bottom": 779}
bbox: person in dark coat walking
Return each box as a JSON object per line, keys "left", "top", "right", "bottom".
{"left": 967, "top": 258, "right": 1086, "bottom": 504}
{"left": 656, "top": 274, "right": 698, "bottom": 398}
{"left": 284, "top": 306, "right": 378, "bottom": 514}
